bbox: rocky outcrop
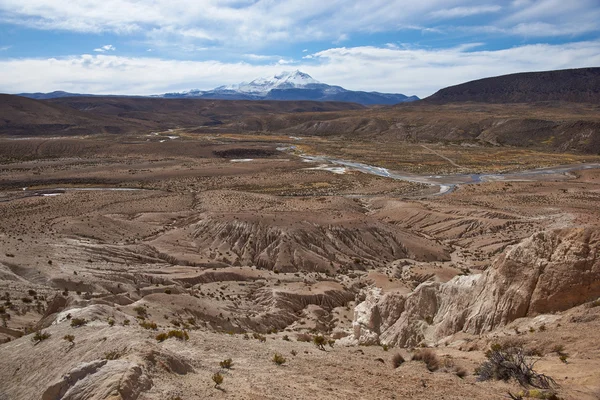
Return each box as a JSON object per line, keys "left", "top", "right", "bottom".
{"left": 42, "top": 359, "right": 152, "bottom": 400}
{"left": 348, "top": 228, "right": 600, "bottom": 346}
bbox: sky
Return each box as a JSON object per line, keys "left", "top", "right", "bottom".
{"left": 0, "top": 0, "right": 599, "bottom": 98}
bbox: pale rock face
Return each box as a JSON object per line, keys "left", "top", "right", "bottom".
{"left": 349, "top": 228, "right": 600, "bottom": 347}
{"left": 347, "top": 287, "right": 405, "bottom": 345}
{"left": 42, "top": 359, "right": 152, "bottom": 400}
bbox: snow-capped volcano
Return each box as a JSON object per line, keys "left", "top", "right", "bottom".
{"left": 161, "top": 71, "right": 419, "bottom": 105}
{"left": 220, "top": 70, "right": 321, "bottom": 94}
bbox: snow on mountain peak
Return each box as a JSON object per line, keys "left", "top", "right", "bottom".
{"left": 221, "top": 70, "right": 321, "bottom": 94}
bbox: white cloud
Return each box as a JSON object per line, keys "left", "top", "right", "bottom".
{"left": 1, "top": 40, "right": 599, "bottom": 98}
{"left": 429, "top": 5, "right": 502, "bottom": 19}
{"left": 93, "top": 44, "right": 116, "bottom": 52}
{"left": 0, "top": 45, "right": 11, "bottom": 51}
{"left": 0, "top": 0, "right": 596, "bottom": 52}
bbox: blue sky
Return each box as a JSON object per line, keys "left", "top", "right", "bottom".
{"left": 0, "top": 0, "right": 599, "bottom": 97}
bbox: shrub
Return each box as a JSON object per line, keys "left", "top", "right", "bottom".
{"left": 157, "top": 330, "right": 189, "bottom": 342}
{"left": 32, "top": 330, "right": 51, "bottom": 343}
{"left": 392, "top": 353, "right": 405, "bottom": 368}
{"left": 107, "top": 318, "right": 115, "bottom": 327}
{"left": 252, "top": 332, "right": 266, "bottom": 342}
{"left": 164, "top": 289, "right": 172, "bottom": 294}
{"left": 63, "top": 334, "right": 75, "bottom": 344}
{"left": 476, "top": 346, "right": 556, "bottom": 389}
{"left": 291, "top": 350, "right": 297, "bottom": 356}
{"left": 559, "top": 354, "right": 568, "bottom": 364}
{"left": 282, "top": 335, "right": 290, "bottom": 341}
{"left": 70, "top": 318, "right": 87, "bottom": 327}
{"left": 455, "top": 366, "right": 468, "bottom": 378}
{"left": 123, "top": 319, "right": 130, "bottom": 326}
{"left": 156, "top": 333, "right": 168, "bottom": 342}
{"left": 103, "top": 349, "right": 125, "bottom": 360}
{"left": 133, "top": 306, "right": 147, "bottom": 318}
{"left": 382, "top": 344, "right": 389, "bottom": 352}
{"left": 220, "top": 358, "right": 233, "bottom": 369}
{"left": 412, "top": 349, "right": 440, "bottom": 372}
{"left": 272, "top": 353, "right": 286, "bottom": 365}
{"left": 139, "top": 320, "right": 158, "bottom": 330}
{"left": 313, "top": 335, "right": 327, "bottom": 350}
{"left": 552, "top": 344, "right": 565, "bottom": 354}
{"left": 212, "top": 372, "right": 224, "bottom": 388}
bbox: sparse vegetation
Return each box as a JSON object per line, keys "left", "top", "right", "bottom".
{"left": 133, "top": 306, "right": 147, "bottom": 318}
{"left": 32, "top": 330, "right": 51, "bottom": 343}
{"left": 212, "top": 372, "right": 224, "bottom": 388}
{"left": 103, "top": 348, "right": 125, "bottom": 360}
{"left": 412, "top": 349, "right": 440, "bottom": 372}
{"left": 156, "top": 330, "right": 189, "bottom": 342}
{"left": 220, "top": 358, "right": 233, "bottom": 369}
{"left": 476, "top": 345, "right": 556, "bottom": 389}
{"left": 313, "top": 335, "right": 327, "bottom": 350}
{"left": 272, "top": 352, "right": 286, "bottom": 365}
{"left": 139, "top": 320, "right": 158, "bottom": 330}
{"left": 63, "top": 334, "right": 75, "bottom": 344}
{"left": 70, "top": 318, "right": 87, "bottom": 328}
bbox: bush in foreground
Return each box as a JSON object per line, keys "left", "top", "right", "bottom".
{"left": 412, "top": 349, "right": 440, "bottom": 372}
{"left": 477, "top": 345, "right": 556, "bottom": 389}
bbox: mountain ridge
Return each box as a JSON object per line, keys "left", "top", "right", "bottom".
{"left": 16, "top": 70, "right": 419, "bottom": 106}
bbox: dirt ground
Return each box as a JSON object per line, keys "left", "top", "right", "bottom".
{"left": 0, "top": 133, "right": 599, "bottom": 399}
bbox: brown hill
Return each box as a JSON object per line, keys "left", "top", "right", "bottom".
{"left": 425, "top": 67, "right": 600, "bottom": 104}
{"left": 0, "top": 94, "right": 364, "bottom": 137}
{"left": 48, "top": 97, "right": 365, "bottom": 130}
{"left": 0, "top": 94, "right": 138, "bottom": 136}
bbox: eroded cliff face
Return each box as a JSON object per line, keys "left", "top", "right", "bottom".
{"left": 349, "top": 228, "right": 600, "bottom": 347}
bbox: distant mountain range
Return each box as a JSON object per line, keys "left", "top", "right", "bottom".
{"left": 425, "top": 67, "right": 600, "bottom": 104}
{"left": 17, "top": 70, "right": 419, "bottom": 106}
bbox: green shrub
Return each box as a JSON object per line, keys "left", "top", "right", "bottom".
{"left": 133, "top": 306, "right": 147, "bottom": 318}
{"left": 103, "top": 349, "right": 125, "bottom": 360}
{"left": 156, "top": 332, "right": 168, "bottom": 342}
{"left": 272, "top": 353, "right": 286, "bottom": 365}
{"left": 313, "top": 335, "right": 327, "bottom": 350}
{"left": 63, "top": 334, "right": 75, "bottom": 344}
{"left": 157, "top": 330, "right": 189, "bottom": 342}
{"left": 70, "top": 318, "right": 87, "bottom": 328}
{"left": 220, "top": 358, "right": 233, "bottom": 369}
{"left": 107, "top": 318, "right": 115, "bottom": 327}
{"left": 32, "top": 330, "right": 51, "bottom": 343}
{"left": 212, "top": 372, "right": 224, "bottom": 388}
{"left": 139, "top": 320, "right": 158, "bottom": 330}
